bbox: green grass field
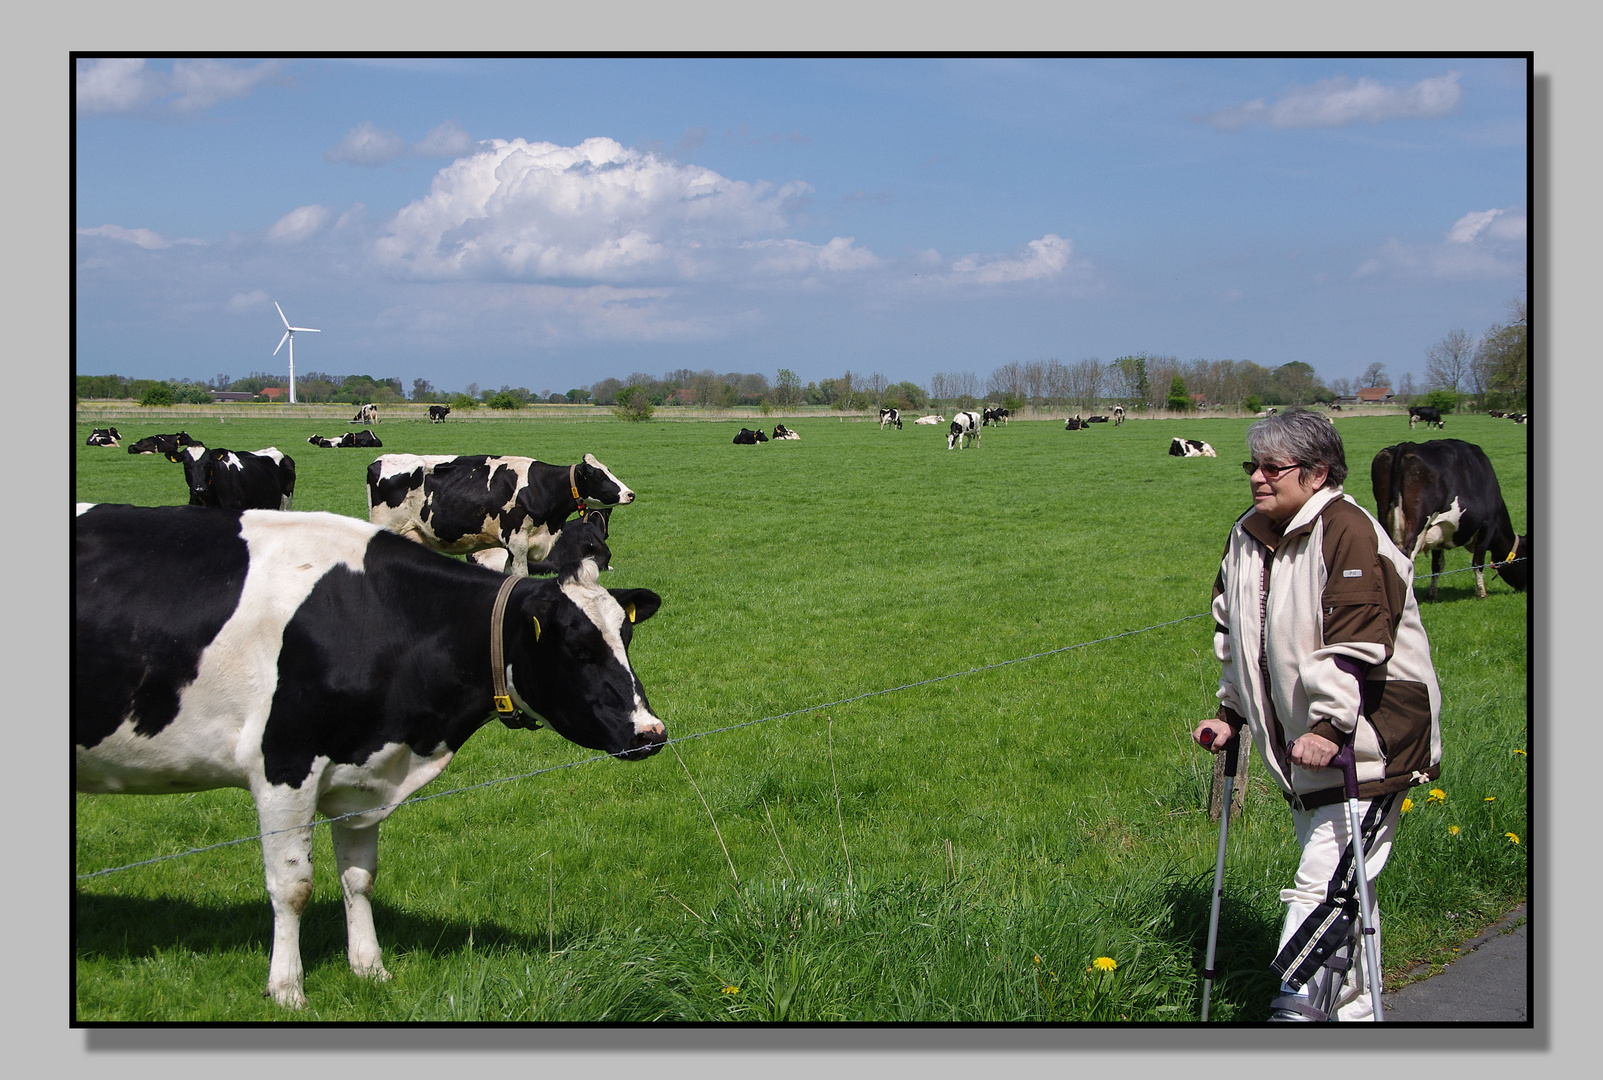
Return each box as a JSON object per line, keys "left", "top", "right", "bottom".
{"left": 73, "top": 411, "right": 1529, "bottom": 1021}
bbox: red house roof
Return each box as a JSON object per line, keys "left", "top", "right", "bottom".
{"left": 1356, "top": 387, "right": 1392, "bottom": 402}
{"left": 260, "top": 387, "right": 286, "bottom": 400}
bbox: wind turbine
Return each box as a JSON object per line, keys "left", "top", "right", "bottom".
{"left": 272, "top": 302, "right": 321, "bottom": 404}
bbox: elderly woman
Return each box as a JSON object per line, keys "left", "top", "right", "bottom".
{"left": 1194, "top": 410, "right": 1442, "bottom": 1022}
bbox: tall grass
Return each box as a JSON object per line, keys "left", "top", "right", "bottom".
{"left": 73, "top": 413, "right": 1528, "bottom": 1020}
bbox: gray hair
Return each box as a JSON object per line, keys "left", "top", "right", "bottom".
{"left": 1245, "top": 409, "right": 1348, "bottom": 489}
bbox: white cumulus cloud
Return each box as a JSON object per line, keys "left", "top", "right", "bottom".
{"left": 375, "top": 136, "right": 818, "bottom": 283}
{"left": 268, "top": 205, "right": 335, "bottom": 244}
{"left": 75, "top": 58, "right": 282, "bottom": 116}
{"left": 1205, "top": 72, "right": 1462, "bottom": 130}
{"left": 950, "top": 234, "right": 1074, "bottom": 283}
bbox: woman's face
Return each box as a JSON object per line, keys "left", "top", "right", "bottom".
{"left": 1248, "top": 456, "right": 1330, "bottom": 524}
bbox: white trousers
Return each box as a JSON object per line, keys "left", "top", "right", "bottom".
{"left": 1275, "top": 795, "right": 1402, "bottom": 1022}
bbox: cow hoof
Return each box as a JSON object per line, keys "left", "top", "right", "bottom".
{"left": 266, "top": 984, "right": 307, "bottom": 1009}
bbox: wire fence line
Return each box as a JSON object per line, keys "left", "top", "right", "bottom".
{"left": 74, "top": 557, "right": 1525, "bottom": 882}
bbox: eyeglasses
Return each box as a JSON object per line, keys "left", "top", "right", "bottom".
{"left": 1242, "top": 460, "right": 1305, "bottom": 480}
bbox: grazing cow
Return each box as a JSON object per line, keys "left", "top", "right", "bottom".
{"left": 1112, "top": 405, "right": 1125, "bottom": 426}
{"left": 1169, "top": 437, "right": 1216, "bottom": 458}
{"left": 308, "top": 431, "right": 384, "bottom": 449}
{"left": 351, "top": 404, "right": 379, "bottom": 425}
{"left": 86, "top": 427, "right": 120, "bottom": 447}
{"left": 74, "top": 502, "right": 665, "bottom": 1008}
{"left": 982, "top": 407, "right": 1011, "bottom": 427}
{"left": 947, "top": 411, "right": 982, "bottom": 450}
{"left": 1408, "top": 406, "right": 1445, "bottom": 430}
{"left": 913, "top": 414, "right": 945, "bottom": 425}
{"left": 168, "top": 445, "right": 296, "bottom": 511}
{"left": 732, "top": 427, "right": 768, "bottom": 444}
{"left": 1064, "top": 415, "right": 1087, "bottom": 431}
{"left": 1371, "top": 439, "right": 1530, "bottom": 601}
{"left": 366, "top": 452, "right": 634, "bottom": 577}
{"left": 771, "top": 424, "right": 801, "bottom": 441}
{"left": 428, "top": 405, "right": 451, "bottom": 423}
{"left": 127, "top": 431, "right": 201, "bottom": 456}
{"left": 879, "top": 408, "right": 902, "bottom": 430}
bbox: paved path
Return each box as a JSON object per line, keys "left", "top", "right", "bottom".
{"left": 1380, "top": 902, "right": 1528, "bottom": 1022}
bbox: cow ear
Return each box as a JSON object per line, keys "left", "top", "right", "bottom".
{"left": 609, "top": 588, "right": 661, "bottom": 624}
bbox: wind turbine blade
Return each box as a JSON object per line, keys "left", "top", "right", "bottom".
{"left": 274, "top": 330, "right": 291, "bottom": 356}
{"left": 288, "top": 326, "right": 321, "bottom": 333}
{"left": 275, "top": 301, "right": 292, "bottom": 329}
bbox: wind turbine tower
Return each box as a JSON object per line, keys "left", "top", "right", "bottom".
{"left": 272, "top": 302, "right": 321, "bottom": 404}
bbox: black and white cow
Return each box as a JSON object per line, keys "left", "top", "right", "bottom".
{"left": 1508, "top": 413, "right": 1528, "bottom": 424}
{"left": 74, "top": 502, "right": 665, "bottom": 1008}
{"left": 732, "top": 427, "right": 769, "bottom": 444}
{"left": 366, "top": 453, "right": 634, "bottom": 577}
{"left": 428, "top": 405, "right": 451, "bottom": 423}
{"left": 127, "top": 431, "right": 201, "bottom": 456}
{"left": 168, "top": 445, "right": 296, "bottom": 510}
{"left": 1169, "top": 437, "right": 1217, "bottom": 458}
{"left": 947, "top": 411, "right": 982, "bottom": 450}
{"left": 1371, "top": 439, "right": 1530, "bottom": 601}
{"left": 771, "top": 424, "right": 801, "bottom": 441}
{"left": 1086, "top": 414, "right": 1111, "bottom": 423}
{"left": 1112, "top": 405, "right": 1125, "bottom": 426}
{"left": 86, "top": 427, "right": 121, "bottom": 447}
{"left": 982, "top": 407, "right": 1011, "bottom": 427}
{"left": 1064, "top": 415, "right": 1086, "bottom": 431}
{"left": 471, "top": 507, "right": 616, "bottom": 575}
{"left": 879, "top": 408, "right": 902, "bottom": 430}
{"left": 351, "top": 404, "right": 379, "bottom": 424}
{"left": 1408, "top": 406, "right": 1445, "bottom": 430}
{"left": 308, "top": 431, "right": 383, "bottom": 449}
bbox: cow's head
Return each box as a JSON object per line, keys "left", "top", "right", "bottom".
{"left": 574, "top": 452, "right": 636, "bottom": 505}
{"left": 505, "top": 560, "right": 665, "bottom": 759}
{"left": 167, "top": 445, "right": 220, "bottom": 505}
{"left": 1495, "top": 533, "right": 1531, "bottom": 592}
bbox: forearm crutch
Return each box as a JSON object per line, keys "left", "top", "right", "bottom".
{"left": 1330, "top": 739, "right": 1385, "bottom": 1022}
{"left": 1199, "top": 726, "right": 1240, "bottom": 1022}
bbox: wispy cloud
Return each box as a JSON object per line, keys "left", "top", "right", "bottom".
{"left": 950, "top": 234, "right": 1077, "bottom": 284}
{"left": 267, "top": 205, "right": 335, "bottom": 244}
{"left": 76, "top": 223, "right": 201, "bottom": 249}
{"left": 1354, "top": 206, "right": 1526, "bottom": 280}
{"left": 1203, "top": 72, "right": 1463, "bottom": 130}
{"left": 325, "top": 120, "right": 477, "bottom": 166}
{"left": 75, "top": 58, "right": 284, "bottom": 116}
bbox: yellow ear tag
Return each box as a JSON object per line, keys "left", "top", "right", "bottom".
{"left": 1505, "top": 550, "right": 1518, "bottom": 564}
{"left": 626, "top": 603, "right": 637, "bottom": 624}
{"left": 530, "top": 615, "right": 541, "bottom": 640}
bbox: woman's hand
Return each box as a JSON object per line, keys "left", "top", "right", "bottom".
{"left": 1194, "top": 719, "right": 1233, "bottom": 752}
{"left": 1288, "top": 732, "right": 1339, "bottom": 770}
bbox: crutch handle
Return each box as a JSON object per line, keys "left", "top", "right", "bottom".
{"left": 1200, "top": 726, "right": 1241, "bottom": 778}
{"left": 1330, "top": 740, "right": 1359, "bottom": 800}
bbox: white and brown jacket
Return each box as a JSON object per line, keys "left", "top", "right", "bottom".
{"left": 1213, "top": 486, "right": 1442, "bottom": 809}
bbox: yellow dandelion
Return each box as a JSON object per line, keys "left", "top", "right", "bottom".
{"left": 1400, "top": 797, "right": 1415, "bottom": 813}
{"left": 1448, "top": 825, "right": 1460, "bottom": 836}
{"left": 721, "top": 985, "right": 740, "bottom": 995}
{"left": 1513, "top": 749, "right": 1527, "bottom": 757}
{"left": 1034, "top": 955, "right": 1042, "bottom": 965}
{"left": 1506, "top": 833, "right": 1520, "bottom": 845}
{"left": 1093, "top": 956, "right": 1118, "bottom": 973}
{"left": 1484, "top": 796, "right": 1497, "bottom": 803}
{"left": 1426, "top": 788, "right": 1446, "bottom": 804}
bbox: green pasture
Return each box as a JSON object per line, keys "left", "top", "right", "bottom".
{"left": 73, "top": 412, "right": 1529, "bottom": 1021}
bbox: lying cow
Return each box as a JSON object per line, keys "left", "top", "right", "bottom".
{"left": 74, "top": 502, "right": 665, "bottom": 1008}
{"left": 167, "top": 445, "right": 296, "bottom": 510}
{"left": 1065, "top": 415, "right": 1087, "bottom": 431}
{"left": 1371, "top": 439, "right": 1529, "bottom": 601}
{"left": 127, "top": 431, "right": 201, "bottom": 456}
{"left": 771, "top": 424, "right": 801, "bottom": 441}
{"left": 86, "top": 427, "right": 120, "bottom": 447}
{"left": 351, "top": 403, "right": 379, "bottom": 424}
{"left": 308, "top": 431, "right": 383, "bottom": 449}
{"left": 366, "top": 452, "right": 634, "bottom": 577}
{"left": 1408, "top": 406, "right": 1445, "bottom": 430}
{"left": 428, "top": 405, "right": 451, "bottom": 423}
{"left": 879, "top": 408, "right": 902, "bottom": 430}
{"left": 733, "top": 427, "right": 769, "bottom": 444}
{"left": 1169, "top": 437, "right": 1216, "bottom": 458}
{"left": 948, "top": 411, "right": 982, "bottom": 450}
{"left": 913, "top": 414, "right": 945, "bottom": 425}
{"left": 1086, "top": 415, "right": 1111, "bottom": 423}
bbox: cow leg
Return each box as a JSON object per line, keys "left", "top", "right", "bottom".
{"left": 330, "top": 819, "right": 391, "bottom": 982}
{"left": 1472, "top": 548, "right": 1489, "bottom": 599}
{"left": 253, "top": 786, "right": 320, "bottom": 1008}
{"left": 1429, "top": 549, "right": 1444, "bottom": 603}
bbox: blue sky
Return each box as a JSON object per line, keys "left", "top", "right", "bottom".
{"left": 75, "top": 56, "right": 1528, "bottom": 397}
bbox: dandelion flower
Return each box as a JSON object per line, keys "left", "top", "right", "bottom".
{"left": 1448, "top": 825, "right": 1460, "bottom": 836}
{"left": 1427, "top": 788, "right": 1446, "bottom": 804}
{"left": 1093, "top": 956, "right": 1118, "bottom": 972}
{"left": 721, "top": 985, "right": 740, "bottom": 995}
{"left": 1034, "top": 955, "right": 1042, "bottom": 965}
{"left": 1484, "top": 796, "right": 1497, "bottom": 803}
{"left": 1400, "top": 797, "right": 1415, "bottom": 813}
{"left": 1506, "top": 833, "right": 1521, "bottom": 845}
{"left": 1513, "top": 749, "right": 1527, "bottom": 757}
